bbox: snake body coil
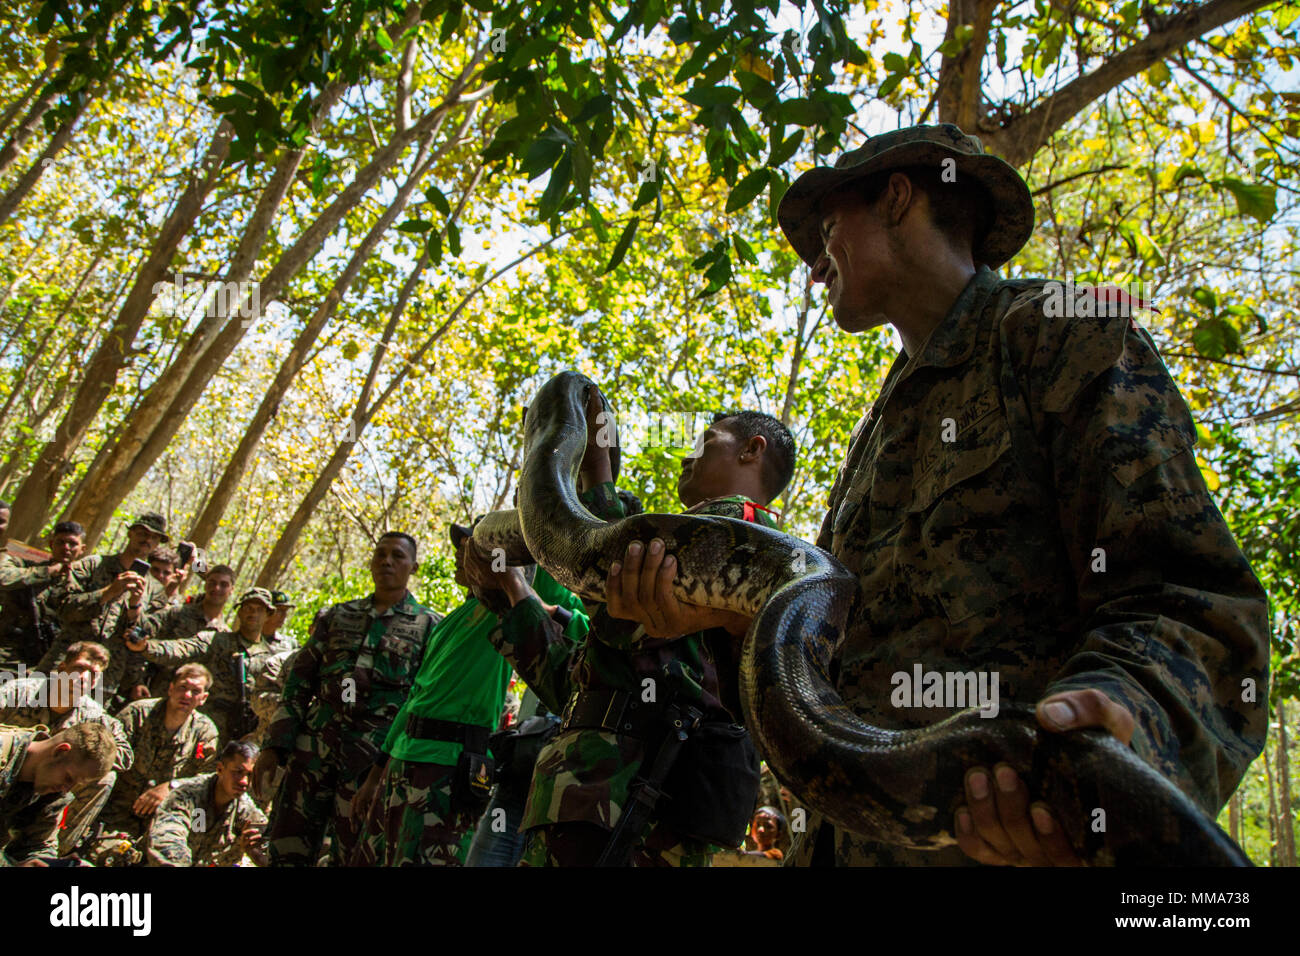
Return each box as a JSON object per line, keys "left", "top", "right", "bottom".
{"left": 473, "top": 370, "right": 1249, "bottom": 866}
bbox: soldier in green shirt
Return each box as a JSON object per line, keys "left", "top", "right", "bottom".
{"left": 257, "top": 532, "right": 440, "bottom": 866}
{"left": 350, "top": 526, "right": 589, "bottom": 866}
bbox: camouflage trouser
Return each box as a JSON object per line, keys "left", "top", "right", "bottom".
{"left": 266, "top": 740, "right": 366, "bottom": 867}
{"left": 519, "top": 820, "right": 715, "bottom": 867}
{"left": 350, "top": 758, "right": 475, "bottom": 866}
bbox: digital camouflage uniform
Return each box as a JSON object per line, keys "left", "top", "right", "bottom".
{"left": 136, "top": 599, "right": 228, "bottom": 697}
{"left": 501, "top": 483, "right": 775, "bottom": 867}
{"left": 251, "top": 648, "right": 297, "bottom": 744}
{"left": 146, "top": 771, "right": 266, "bottom": 866}
{"left": 37, "top": 554, "right": 168, "bottom": 698}
{"left": 265, "top": 592, "right": 439, "bottom": 866}
{"left": 139, "top": 627, "right": 295, "bottom": 741}
{"left": 0, "top": 727, "right": 66, "bottom": 864}
{"left": 86, "top": 696, "right": 218, "bottom": 860}
{"left": 793, "top": 266, "right": 1271, "bottom": 865}
{"left": 0, "top": 553, "right": 65, "bottom": 666}
{"left": 0, "top": 676, "right": 133, "bottom": 853}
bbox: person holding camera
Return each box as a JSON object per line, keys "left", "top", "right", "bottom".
{"left": 128, "top": 563, "right": 236, "bottom": 700}
{"left": 36, "top": 512, "right": 171, "bottom": 702}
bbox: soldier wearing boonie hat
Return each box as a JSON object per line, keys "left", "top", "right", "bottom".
{"left": 760, "top": 124, "right": 1268, "bottom": 867}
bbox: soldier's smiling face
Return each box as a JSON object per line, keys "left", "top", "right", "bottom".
{"left": 811, "top": 179, "right": 904, "bottom": 334}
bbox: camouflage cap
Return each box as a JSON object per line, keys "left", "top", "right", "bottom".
{"left": 236, "top": 587, "right": 275, "bottom": 610}
{"left": 777, "top": 123, "right": 1034, "bottom": 269}
{"left": 269, "top": 589, "right": 295, "bottom": 607}
{"left": 128, "top": 511, "right": 170, "bottom": 543}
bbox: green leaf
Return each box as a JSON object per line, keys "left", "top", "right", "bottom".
{"left": 537, "top": 151, "right": 571, "bottom": 221}
{"left": 1191, "top": 286, "right": 1218, "bottom": 312}
{"left": 883, "top": 52, "right": 908, "bottom": 72}
{"left": 397, "top": 220, "right": 432, "bottom": 233}
{"left": 426, "top": 231, "right": 443, "bottom": 265}
{"left": 725, "top": 168, "right": 768, "bottom": 213}
{"left": 586, "top": 202, "right": 608, "bottom": 243}
{"left": 447, "top": 221, "right": 462, "bottom": 257}
{"left": 375, "top": 27, "right": 394, "bottom": 51}
{"left": 1192, "top": 317, "right": 1243, "bottom": 359}
{"left": 683, "top": 85, "right": 741, "bottom": 108}
{"left": 603, "top": 219, "right": 639, "bottom": 274}
{"left": 732, "top": 233, "right": 758, "bottom": 265}
{"left": 425, "top": 186, "right": 450, "bottom": 218}
{"left": 1146, "top": 61, "right": 1171, "bottom": 87}
{"left": 768, "top": 168, "right": 789, "bottom": 228}
{"left": 1214, "top": 177, "right": 1277, "bottom": 223}
{"left": 574, "top": 94, "right": 613, "bottom": 123}
{"left": 767, "top": 130, "right": 803, "bottom": 167}
{"left": 341, "top": 340, "right": 360, "bottom": 361}
{"left": 878, "top": 73, "right": 903, "bottom": 97}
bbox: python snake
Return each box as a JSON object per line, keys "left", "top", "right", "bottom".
{"left": 472, "top": 370, "right": 1250, "bottom": 866}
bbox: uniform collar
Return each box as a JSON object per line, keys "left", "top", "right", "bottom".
{"left": 365, "top": 591, "right": 415, "bottom": 619}
{"left": 903, "top": 265, "right": 999, "bottom": 372}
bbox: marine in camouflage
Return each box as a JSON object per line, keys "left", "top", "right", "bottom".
{"left": 37, "top": 554, "right": 168, "bottom": 697}
{"left": 89, "top": 696, "right": 218, "bottom": 850}
{"left": 145, "top": 771, "right": 266, "bottom": 866}
{"left": 135, "top": 600, "right": 229, "bottom": 697}
{"left": 139, "top": 627, "right": 295, "bottom": 741}
{"left": 790, "top": 266, "right": 1270, "bottom": 865}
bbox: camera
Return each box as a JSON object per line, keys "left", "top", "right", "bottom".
{"left": 178, "top": 540, "right": 208, "bottom": 575}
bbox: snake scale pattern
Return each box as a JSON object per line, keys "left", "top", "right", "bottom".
{"left": 472, "top": 370, "right": 1250, "bottom": 866}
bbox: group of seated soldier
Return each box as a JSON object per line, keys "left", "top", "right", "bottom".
{"left": 0, "top": 502, "right": 298, "bottom": 866}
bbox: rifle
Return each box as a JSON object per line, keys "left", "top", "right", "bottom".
{"left": 227, "top": 652, "right": 261, "bottom": 740}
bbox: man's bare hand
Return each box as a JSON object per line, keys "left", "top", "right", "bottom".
{"left": 954, "top": 689, "right": 1135, "bottom": 866}
{"left": 102, "top": 572, "right": 142, "bottom": 603}
{"left": 606, "top": 539, "right": 752, "bottom": 639}
{"left": 132, "top": 782, "right": 170, "bottom": 817}
{"left": 126, "top": 683, "right": 150, "bottom": 700}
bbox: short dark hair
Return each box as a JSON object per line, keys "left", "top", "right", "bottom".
{"left": 711, "top": 411, "right": 797, "bottom": 503}
{"left": 205, "top": 563, "right": 235, "bottom": 580}
{"left": 51, "top": 521, "right": 84, "bottom": 537}
{"left": 378, "top": 531, "right": 418, "bottom": 560}
{"left": 853, "top": 164, "right": 993, "bottom": 258}
{"left": 219, "top": 740, "right": 259, "bottom": 763}
{"left": 150, "top": 546, "right": 179, "bottom": 568}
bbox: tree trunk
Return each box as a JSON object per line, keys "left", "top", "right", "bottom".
{"left": 0, "top": 89, "right": 94, "bottom": 227}
{"left": 1277, "top": 698, "right": 1296, "bottom": 867}
{"left": 1265, "top": 741, "right": 1279, "bottom": 867}
{"left": 937, "top": 0, "right": 1272, "bottom": 165}
{"left": 2, "top": 118, "right": 234, "bottom": 540}
{"left": 188, "top": 132, "right": 441, "bottom": 547}
{"left": 1228, "top": 790, "right": 1241, "bottom": 847}
{"left": 64, "top": 128, "right": 319, "bottom": 543}
{"left": 70, "top": 60, "right": 489, "bottom": 546}
{"left": 0, "top": 63, "right": 57, "bottom": 144}
{"left": 0, "top": 79, "right": 57, "bottom": 179}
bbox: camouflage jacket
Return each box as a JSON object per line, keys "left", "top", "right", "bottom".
{"left": 146, "top": 772, "right": 266, "bottom": 866}
{"left": 518, "top": 484, "right": 776, "bottom": 833}
{"left": 99, "top": 698, "right": 219, "bottom": 835}
{"left": 0, "top": 676, "right": 133, "bottom": 771}
{"left": 250, "top": 648, "right": 296, "bottom": 744}
{"left": 137, "top": 599, "right": 228, "bottom": 695}
{"left": 0, "top": 554, "right": 66, "bottom": 662}
{"left": 0, "top": 728, "right": 60, "bottom": 864}
{"left": 266, "top": 593, "right": 439, "bottom": 777}
{"left": 38, "top": 554, "right": 168, "bottom": 695}
{"left": 141, "top": 627, "right": 295, "bottom": 721}
{"left": 794, "top": 266, "right": 1271, "bottom": 866}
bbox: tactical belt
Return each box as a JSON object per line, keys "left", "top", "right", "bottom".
{"left": 405, "top": 714, "right": 489, "bottom": 752}
{"left": 559, "top": 688, "right": 665, "bottom": 739}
